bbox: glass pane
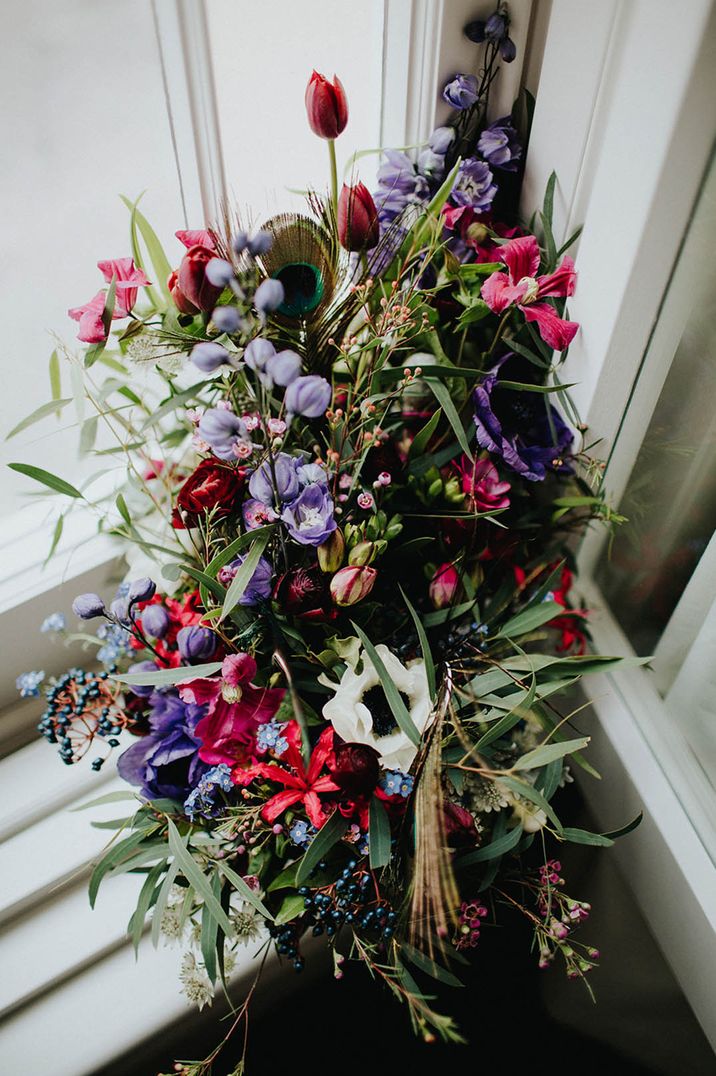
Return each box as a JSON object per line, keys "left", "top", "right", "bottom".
{"left": 1, "top": 0, "right": 184, "bottom": 516}
{"left": 596, "top": 150, "right": 716, "bottom": 658}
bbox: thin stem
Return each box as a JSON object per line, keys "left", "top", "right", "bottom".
{"left": 328, "top": 138, "right": 338, "bottom": 216}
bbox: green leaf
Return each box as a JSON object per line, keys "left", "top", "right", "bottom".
{"left": 351, "top": 623, "right": 420, "bottom": 747}
{"left": 221, "top": 529, "right": 271, "bottom": 621}
{"left": 79, "top": 416, "right": 98, "bottom": 455}
{"left": 6, "top": 398, "right": 74, "bottom": 440}
{"left": 129, "top": 860, "right": 167, "bottom": 952}
{"left": 513, "top": 736, "right": 590, "bottom": 771}
{"left": 217, "top": 859, "right": 274, "bottom": 919}
{"left": 116, "top": 493, "right": 132, "bottom": 528}
{"left": 176, "top": 564, "right": 226, "bottom": 603}
{"left": 150, "top": 859, "right": 181, "bottom": 947}
{"left": 497, "top": 602, "right": 562, "bottom": 639}
{"left": 457, "top": 823, "right": 523, "bottom": 867}
{"left": 427, "top": 378, "right": 472, "bottom": 458}
{"left": 560, "top": 827, "right": 614, "bottom": 848}
{"left": 71, "top": 790, "right": 140, "bottom": 812}
{"left": 274, "top": 893, "right": 306, "bottom": 925}
{"left": 204, "top": 525, "right": 275, "bottom": 579}
{"left": 140, "top": 381, "right": 209, "bottom": 430}
{"left": 369, "top": 795, "right": 392, "bottom": 869}
{"left": 422, "top": 599, "right": 478, "bottom": 627}
{"left": 399, "top": 586, "right": 436, "bottom": 698}
{"left": 603, "top": 812, "right": 643, "bottom": 841}
{"left": 49, "top": 349, "right": 62, "bottom": 409}
{"left": 201, "top": 872, "right": 223, "bottom": 983}
{"left": 114, "top": 661, "right": 223, "bottom": 687}
{"left": 295, "top": 811, "right": 348, "bottom": 886}
{"left": 499, "top": 775, "right": 563, "bottom": 833}
{"left": 497, "top": 380, "right": 576, "bottom": 395}
{"left": 8, "top": 462, "right": 83, "bottom": 499}
{"left": 120, "top": 194, "right": 172, "bottom": 306}
{"left": 166, "top": 819, "right": 233, "bottom": 936}
{"left": 408, "top": 408, "right": 442, "bottom": 460}
{"left": 266, "top": 864, "right": 298, "bottom": 892}
{"left": 89, "top": 829, "right": 153, "bottom": 907}
{"left": 401, "top": 942, "right": 464, "bottom": 988}
{"left": 44, "top": 514, "right": 65, "bottom": 566}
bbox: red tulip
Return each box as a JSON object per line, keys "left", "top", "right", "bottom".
{"left": 176, "top": 244, "right": 224, "bottom": 312}
{"left": 167, "top": 269, "right": 199, "bottom": 315}
{"left": 429, "top": 562, "right": 460, "bottom": 609}
{"left": 305, "top": 71, "right": 348, "bottom": 140}
{"left": 329, "top": 565, "right": 377, "bottom": 606}
{"left": 337, "top": 182, "right": 380, "bottom": 251}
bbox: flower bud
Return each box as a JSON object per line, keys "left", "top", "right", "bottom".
{"left": 247, "top": 230, "right": 273, "bottom": 256}
{"left": 337, "top": 183, "right": 379, "bottom": 252}
{"left": 317, "top": 528, "right": 345, "bottom": 572}
{"left": 177, "top": 625, "right": 217, "bottom": 663}
{"left": 348, "top": 540, "right": 375, "bottom": 567}
{"left": 329, "top": 565, "right": 377, "bottom": 606}
{"left": 211, "top": 306, "right": 241, "bottom": 333}
{"left": 254, "top": 278, "right": 285, "bottom": 314}
{"left": 177, "top": 245, "right": 225, "bottom": 312}
{"left": 429, "top": 563, "right": 459, "bottom": 609}
{"left": 444, "top": 802, "right": 479, "bottom": 848}
{"left": 304, "top": 70, "right": 348, "bottom": 140}
{"left": 127, "top": 577, "right": 156, "bottom": 606}
{"left": 168, "top": 269, "right": 199, "bottom": 315}
{"left": 284, "top": 375, "right": 332, "bottom": 419}
{"left": 267, "top": 349, "right": 302, "bottom": 387}
{"left": 330, "top": 741, "right": 380, "bottom": 797}
{"left": 204, "top": 257, "right": 234, "bottom": 287}
{"left": 190, "top": 341, "right": 231, "bottom": 373}
{"left": 71, "top": 593, "right": 106, "bottom": 620}
{"left": 141, "top": 604, "right": 170, "bottom": 639}
{"left": 110, "top": 598, "right": 130, "bottom": 625}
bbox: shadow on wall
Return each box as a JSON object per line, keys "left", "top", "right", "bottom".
{"left": 96, "top": 785, "right": 714, "bottom": 1076}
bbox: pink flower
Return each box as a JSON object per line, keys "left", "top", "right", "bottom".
{"left": 68, "top": 291, "right": 109, "bottom": 344}
{"left": 96, "top": 257, "right": 150, "bottom": 316}
{"left": 178, "top": 653, "right": 285, "bottom": 767}
{"left": 456, "top": 454, "right": 511, "bottom": 511}
{"left": 481, "top": 235, "right": 578, "bottom": 351}
{"left": 232, "top": 721, "right": 339, "bottom": 829}
{"left": 429, "top": 562, "right": 460, "bottom": 609}
{"left": 176, "top": 229, "right": 216, "bottom": 251}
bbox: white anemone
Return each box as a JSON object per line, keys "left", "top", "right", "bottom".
{"left": 321, "top": 644, "right": 432, "bottom": 772}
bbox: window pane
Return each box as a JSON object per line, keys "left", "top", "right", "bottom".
{"left": 596, "top": 150, "right": 716, "bottom": 659}
{"left": 1, "top": 0, "right": 184, "bottom": 517}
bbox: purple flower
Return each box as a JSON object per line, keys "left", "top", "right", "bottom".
{"left": 473, "top": 363, "right": 574, "bottom": 481}
{"left": 485, "top": 12, "right": 507, "bottom": 41}
{"left": 205, "top": 258, "right": 234, "bottom": 287}
{"left": 296, "top": 461, "right": 329, "bottom": 489}
{"left": 191, "top": 341, "right": 231, "bottom": 373}
{"left": 268, "top": 349, "right": 302, "bottom": 387}
{"left": 417, "top": 126, "right": 456, "bottom": 181}
{"left": 500, "top": 36, "right": 517, "bottom": 62}
{"left": 451, "top": 159, "right": 497, "bottom": 212}
{"left": 211, "top": 306, "right": 241, "bottom": 333}
{"left": 464, "top": 19, "right": 486, "bottom": 42}
{"left": 117, "top": 689, "right": 208, "bottom": 801}
{"left": 177, "top": 625, "right": 217, "bottom": 663}
{"left": 284, "top": 375, "right": 332, "bottom": 419}
{"left": 254, "top": 278, "right": 284, "bottom": 314}
{"left": 72, "top": 593, "right": 105, "bottom": 620}
{"left": 244, "top": 337, "right": 276, "bottom": 386}
{"left": 247, "top": 230, "right": 272, "bottom": 256}
{"left": 281, "top": 483, "right": 337, "bottom": 546}
{"left": 248, "top": 452, "right": 301, "bottom": 505}
{"left": 217, "top": 554, "right": 273, "bottom": 605}
{"left": 127, "top": 577, "right": 156, "bottom": 606}
{"left": 374, "top": 150, "right": 431, "bottom": 228}
{"left": 443, "top": 74, "right": 479, "bottom": 110}
{"left": 478, "top": 117, "right": 522, "bottom": 171}
{"left": 198, "top": 408, "right": 248, "bottom": 460}
{"left": 141, "top": 604, "right": 170, "bottom": 638}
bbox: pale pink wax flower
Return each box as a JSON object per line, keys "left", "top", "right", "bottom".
{"left": 233, "top": 441, "right": 254, "bottom": 459}
{"left": 242, "top": 413, "right": 261, "bottom": 431}
{"left": 357, "top": 492, "right": 375, "bottom": 510}
{"left": 216, "top": 400, "right": 234, "bottom": 411}
{"left": 176, "top": 229, "right": 216, "bottom": 251}
{"left": 186, "top": 408, "right": 202, "bottom": 425}
{"left": 268, "top": 418, "right": 287, "bottom": 436}
{"left": 377, "top": 471, "right": 392, "bottom": 486}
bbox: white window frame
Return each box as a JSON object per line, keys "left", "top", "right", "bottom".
{"left": 0, "top": 5, "right": 538, "bottom": 1071}
{"left": 524, "top": 0, "right": 716, "bottom": 1048}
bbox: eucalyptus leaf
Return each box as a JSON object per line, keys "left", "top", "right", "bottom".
{"left": 8, "top": 462, "right": 83, "bottom": 500}
{"left": 167, "top": 819, "right": 233, "bottom": 936}
{"left": 221, "top": 529, "right": 271, "bottom": 621}
{"left": 369, "top": 795, "right": 391, "bottom": 869}
{"left": 114, "top": 661, "right": 222, "bottom": 687}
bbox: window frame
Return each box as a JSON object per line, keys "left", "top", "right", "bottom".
{"left": 524, "top": 0, "right": 716, "bottom": 1047}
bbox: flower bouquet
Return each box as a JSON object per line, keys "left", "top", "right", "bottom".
{"left": 11, "top": 7, "right": 638, "bottom": 1072}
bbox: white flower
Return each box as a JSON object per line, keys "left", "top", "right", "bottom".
{"left": 321, "top": 644, "right": 432, "bottom": 772}
{"left": 179, "top": 952, "right": 214, "bottom": 1010}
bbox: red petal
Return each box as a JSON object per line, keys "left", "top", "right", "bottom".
{"left": 522, "top": 302, "right": 579, "bottom": 351}
{"left": 501, "top": 235, "right": 540, "bottom": 284}
{"left": 261, "top": 790, "right": 303, "bottom": 823}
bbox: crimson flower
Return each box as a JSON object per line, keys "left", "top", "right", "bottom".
{"left": 481, "top": 235, "right": 578, "bottom": 351}
{"left": 232, "top": 721, "right": 339, "bottom": 829}
{"left": 179, "top": 653, "right": 285, "bottom": 766}
{"left": 337, "top": 183, "right": 379, "bottom": 251}
{"left": 305, "top": 71, "right": 348, "bottom": 140}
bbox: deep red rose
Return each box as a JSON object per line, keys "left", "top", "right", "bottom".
{"left": 330, "top": 741, "right": 380, "bottom": 798}
{"left": 444, "top": 802, "right": 479, "bottom": 848}
{"left": 273, "top": 565, "right": 337, "bottom": 622}
{"left": 177, "top": 244, "right": 224, "bottom": 312}
{"left": 172, "top": 460, "right": 245, "bottom": 529}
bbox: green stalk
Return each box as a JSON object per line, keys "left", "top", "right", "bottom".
{"left": 328, "top": 138, "right": 338, "bottom": 216}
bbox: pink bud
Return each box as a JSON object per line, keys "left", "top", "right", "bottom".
{"left": 429, "top": 562, "right": 460, "bottom": 609}
{"left": 329, "top": 565, "right": 377, "bottom": 607}
{"left": 177, "top": 245, "right": 224, "bottom": 312}
{"left": 305, "top": 70, "right": 348, "bottom": 140}
{"left": 337, "top": 182, "right": 380, "bottom": 251}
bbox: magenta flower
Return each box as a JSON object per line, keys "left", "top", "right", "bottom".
{"left": 481, "top": 235, "right": 578, "bottom": 351}
{"left": 176, "top": 229, "right": 216, "bottom": 251}
{"left": 456, "top": 454, "right": 511, "bottom": 511}
{"left": 68, "top": 291, "right": 110, "bottom": 343}
{"left": 96, "top": 257, "right": 150, "bottom": 316}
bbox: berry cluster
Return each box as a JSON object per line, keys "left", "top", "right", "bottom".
{"left": 36, "top": 667, "right": 129, "bottom": 769}
{"left": 299, "top": 861, "right": 397, "bottom": 942}
{"left": 267, "top": 921, "right": 304, "bottom": 972}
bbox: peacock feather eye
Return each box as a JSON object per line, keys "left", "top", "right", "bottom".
{"left": 259, "top": 213, "right": 337, "bottom": 324}
{"left": 272, "top": 261, "right": 324, "bottom": 317}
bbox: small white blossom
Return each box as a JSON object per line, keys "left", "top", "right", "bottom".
{"left": 179, "top": 952, "right": 214, "bottom": 1011}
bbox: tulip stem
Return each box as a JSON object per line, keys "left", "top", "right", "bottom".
{"left": 328, "top": 139, "right": 338, "bottom": 217}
